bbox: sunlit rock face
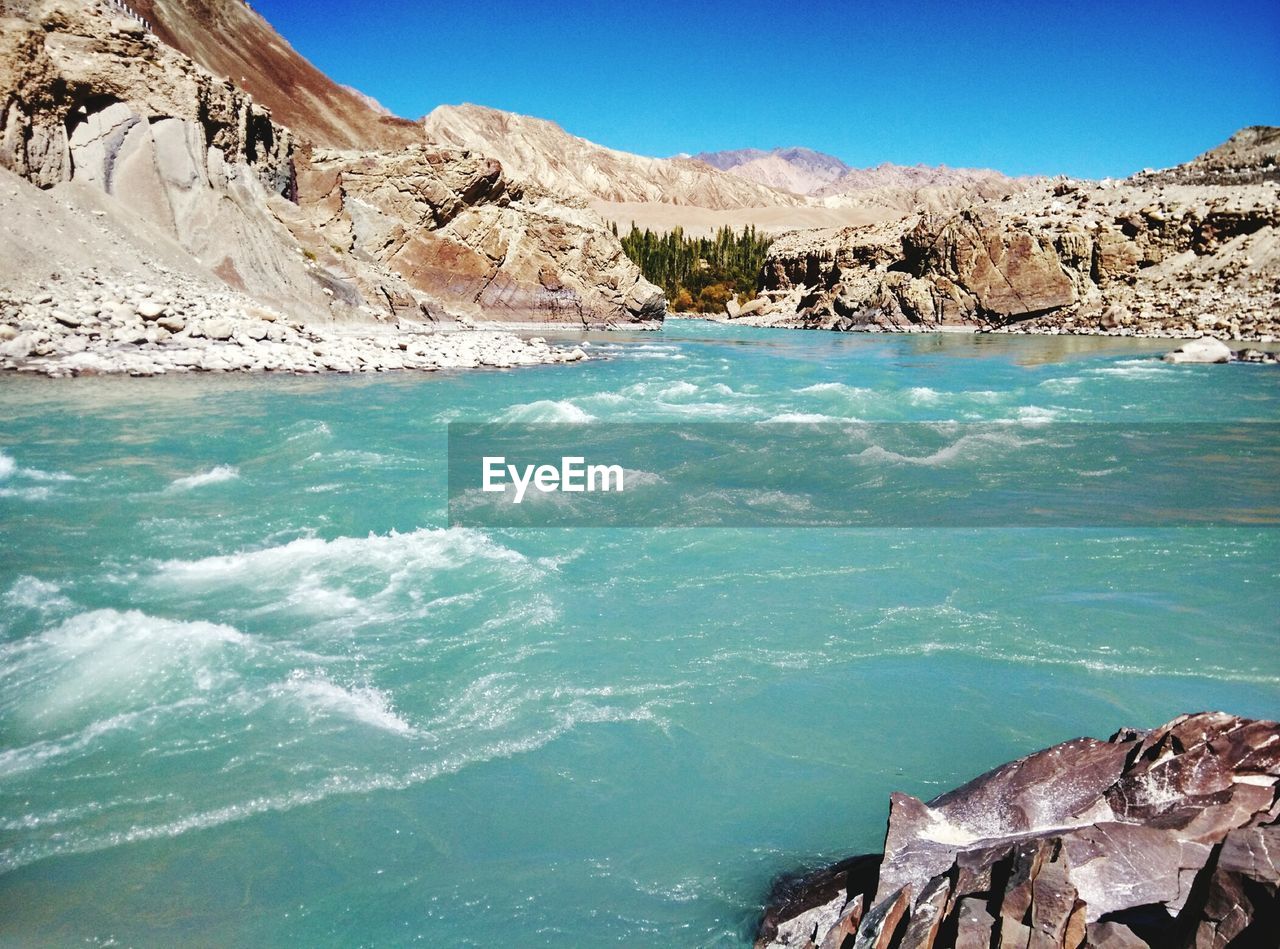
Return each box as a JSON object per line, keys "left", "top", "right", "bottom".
{"left": 757, "top": 711, "right": 1280, "bottom": 949}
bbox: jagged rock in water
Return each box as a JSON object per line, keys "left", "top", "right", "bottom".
{"left": 756, "top": 712, "right": 1280, "bottom": 949}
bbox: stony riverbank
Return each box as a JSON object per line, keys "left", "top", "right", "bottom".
{"left": 757, "top": 712, "right": 1279, "bottom": 949}
{"left": 0, "top": 270, "right": 586, "bottom": 377}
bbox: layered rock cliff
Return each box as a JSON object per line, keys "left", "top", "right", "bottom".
{"left": 736, "top": 130, "right": 1280, "bottom": 339}
{"left": 0, "top": 0, "right": 344, "bottom": 319}
{"left": 758, "top": 712, "right": 1280, "bottom": 949}
{"left": 0, "top": 0, "right": 663, "bottom": 332}
{"left": 298, "top": 145, "right": 663, "bottom": 325}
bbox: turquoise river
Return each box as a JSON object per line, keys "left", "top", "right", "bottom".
{"left": 1, "top": 321, "right": 1277, "bottom": 945}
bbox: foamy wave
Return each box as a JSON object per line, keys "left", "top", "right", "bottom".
{"left": 0, "top": 695, "right": 669, "bottom": 873}
{"left": 1014, "top": 406, "right": 1060, "bottom": 423}
{"left": 0, "top": 699, "right": 204, "bottom": 777}
{"left": 854, "top": 431, "right": 1033, "bottom": 466}
{"left": 763, "top": 412, "right": 848, "bottom": 423}
{"left": 656, "top": 381, "right": 699, "bottom": 400}
{"left": 3, "top": 576, "right": 72, "bottom": 613}
{"left": 148, "top": 528, "right": 537, "bottom": 630}
{"left": 622, "top": 468, "right": 665, "bottom": 487}
{"left": 168, "top": 465, "right": 240, "bottom": 491}
{"left": 277, "top": 673, "right": 415, "bottom": 736}
{"left": 10, "top": 609, "right": 250, "bottom": 731}
{"left": 500, "top": 400, "right": 595, "bottom": 423}
{"left": 796, "top": 382, "right": 871, "bottom": 395}
{"left": 155, "top": 528, "right": 525, "bottom": 584}
{"left": 0, "top": 450, "right": 75, "bottom": 497}
{"left": 1087, "top": 359, "right": 1171, "bottom": 377}
{"left": 908, "top": 386, "right": 942, "bottom": 405}
{"left": 305, "top": 449, "right": 388, "bottom": 466}
{"left": 285, "top": 420, "right": 333, "bottom": 441}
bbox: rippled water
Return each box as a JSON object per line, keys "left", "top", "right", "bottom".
{"left": 1, "top": 322, "right": 1277, "bottom": 945}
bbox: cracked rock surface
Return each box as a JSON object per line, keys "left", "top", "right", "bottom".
{"left": 757, "top": 712, "right": 1280, "bottom": 949}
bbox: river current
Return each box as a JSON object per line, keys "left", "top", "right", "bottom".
{"left": 1, "top": 321, "right": 1277, "bottom": 945}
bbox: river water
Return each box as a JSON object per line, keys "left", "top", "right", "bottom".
{"left": 1, "top": 321, "right": 1277, "bottom": 945}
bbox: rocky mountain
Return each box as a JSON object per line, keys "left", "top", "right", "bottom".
{"left": 423, "top": 104, "right": 804, "bottom": 210}
{"left": 692, "top": 147, "right": 852, "bottom": 196}
{"left": 724, "top": 128, "right": 1280, "bottom": 339}
{"left": 1137, "top": 124, "right": 1280, "bottom": 187}
{"left": 690, "top": 147, "right": 1022, "bottom": 209}
{"left": 814, "top": 162, "right": 1020, "bottom": 200}
{"left": 0, "top": 0, "right": 663, "bottom": 350}
{"left": 758, "top": 711, "right": 1280, "bottom": 949}
{"left": 126, "top": 0, "right": 420, "bottom": 150}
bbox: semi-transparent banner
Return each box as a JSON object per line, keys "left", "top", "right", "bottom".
{"left": 447, "top": 423, "right": 1280, "bottom": 527}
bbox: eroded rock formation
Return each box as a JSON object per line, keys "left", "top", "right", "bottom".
{"left": 0, "top": 0, "right": 663, "bottom": 333}
{"left": 299, "top": 146, "right": 664, "bottom": 325}
{"left": 738, "top": 131, "right": 1280, "bottom": 339}
{"left": 756, "top": 712, "right": 1280, "bottom": 949}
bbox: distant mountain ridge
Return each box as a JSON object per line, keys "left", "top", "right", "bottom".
{"left": 422, "top": 104, "right": 805, "bottom": 210}
{"left": 692, "top": 147, "right": 851, "bottom": 195}
{"left": 693, "top": 146, "right": 1021, "bottom": 200}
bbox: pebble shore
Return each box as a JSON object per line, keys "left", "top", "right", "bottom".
{"left": 0, "top": 271, "right": 587, "bottom": 378}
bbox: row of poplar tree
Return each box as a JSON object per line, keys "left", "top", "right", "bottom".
{"left": 614, "top": 223, "right": 773, "bottom": 313}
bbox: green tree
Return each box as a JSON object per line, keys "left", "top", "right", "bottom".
{"left": 618, "top": 224, "right": 773, "bottom": 311}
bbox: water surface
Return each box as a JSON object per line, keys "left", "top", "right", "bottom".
{"left": 1, "top": 322, "right": 1277, "bottom": 945}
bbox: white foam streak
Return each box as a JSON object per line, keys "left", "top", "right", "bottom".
{"left": 854, "top": 431, "right": 1033, "bottom": 466}
{"left": 499, "top": 400, "right": 595, "bottom": 423}
{"left": 278, "top": 673, "right": 415, "bottom": 736}
{"left": 168, "top": 465, "right": 240, "bottom": 491}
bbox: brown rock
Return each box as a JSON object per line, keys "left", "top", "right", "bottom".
{"left": 757, "top": 713, "right": 1280, "bottom": 949}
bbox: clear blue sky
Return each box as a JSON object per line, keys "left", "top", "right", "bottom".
{"left": 252, "top": 0, "right": 1279, "bottom": 177}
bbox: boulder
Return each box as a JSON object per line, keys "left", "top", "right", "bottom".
{"left": 1163, "top": 337, "right": 1233, "bottom": 364}
{"left": 757, "top": 713, "right": 1280, "bottom": 949}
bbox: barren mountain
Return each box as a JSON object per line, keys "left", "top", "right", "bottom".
{"left": 127, "top": 0, "right": 419, "bottom": 150}
{"left": 423, "top": 104, "right": 803, "bottom": 210}
{"left": 692, "top": 147, "right": 851, "bottom": 196}
{"left": 0, "top": 0, "right": 663, "bottom": 334}
{"left": 1136, "top": 124, "right": 1280, "bottom": 186}
{"left": 815, "top": 161, "right": 1020, "bottom": 198}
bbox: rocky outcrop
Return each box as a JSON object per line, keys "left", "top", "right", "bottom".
{"left": 0, "top": 0, "right": 290, "bottom": 193}
{"left": 0, "top": 0, "right": 663, "bottom": 333}
{"left": 1137, "top": 126, "right": 1280, "bottom": 188}
{"left": 739, "top": 130, "right": 1280, "bottom": 340}
{"left": 756, "top": 712, "right": 1280, "bottom": 949}
{"left": 299, "top": 146, "right": 664, "bottom": 326}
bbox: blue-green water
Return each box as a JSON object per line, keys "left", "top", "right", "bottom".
{"left": 1, "top": 322, "right": 1277, "bottom": 946}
